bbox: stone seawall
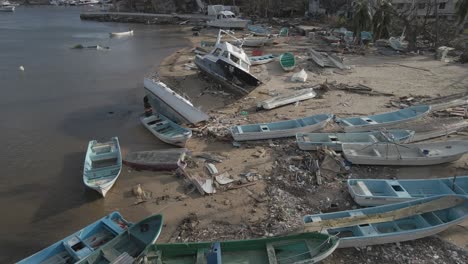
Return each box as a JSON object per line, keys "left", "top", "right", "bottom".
{"left": 80, "top": 12, "right": 211, "bottom": 25}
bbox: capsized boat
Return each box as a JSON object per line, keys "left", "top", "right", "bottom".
{"left": 303, "top": 195, "right": 468, "bottom": 248}
{"left": 77, "top": 214, "right": 163, "bottom": 264}
{"left": 140, "top": 113, "right": 192, "bottom": 147}
{"left": 144, "top": 78, "right": 210, "bottom": 124}
{"left": 109, "top": 30, "right": 133, "bottom": 37}
{"left": 249, "top": 54, "right": 276, "bottom": 65}
{"left": 83, "top": 137, "right": 122, "bottom": 197}
{"left": 139, "top": 232, "right": 339, "bottom": 264}
{"left": 230, "top": 114, "right": 333, "bottom": 141}
{"left": 206, "top": 11, "right": 249, "bottom": 29}
{"left": 336, "top": 105, "right": 431, "bottom": 132}
{"left": 342, "top": 140, "right": 468, "bottom": 166}
{"left": 123, "top": 149, "right": 188, "bottom": 171}
{"left": 258, "top": 88, "right": 317, "bottom": 110}
{"left": 18, "top": 212, "right": 132, "bottom": 264}
{"left": 348, "top": 176, "right": 468, "bottom": 206}
{"left": 279, "top": 52, "right": 296, "bottom": 71}
{"left": 296, "top": 129, "right": 414, "bottom": 151}
{"left": 194, "top": 30, "right": 261, "bottom": 95}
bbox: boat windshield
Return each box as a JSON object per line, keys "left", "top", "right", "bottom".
{"left": 240, "top": 60, "right": 249, "bottom": 71}
{"left": 230, "top": 54, "right": 240, "bottom": 64}
{"left": 212, "top": 48, "right": 222, "bottom": 56}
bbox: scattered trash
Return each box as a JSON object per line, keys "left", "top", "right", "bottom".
{"left": 215, "top": 172, "right": 234, "bottom": 185}
{"left": 205, "top": 163, "right": 219, "bottom": 175}
{"left": 291, "top": 69, "right": 308, "bottom": 82}
{"left": 132, "top": 184, "right": 152, "bottom": 205}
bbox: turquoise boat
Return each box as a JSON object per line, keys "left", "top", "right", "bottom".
{"left": 140, "top": 232, "right": 339, "bottom": 264}
{"left": 247, "top": 24, "right": 271, "bottom": 36}
{"left": 296, "top": 130, "right": 415, "bottom": 150}
{"left": 77, "top": 214, "right": 163, "bottom": 264}
{"left": 230, "top": 114, "right": 334, "bottom": 141}
{"left": 348, "top": 176, "right": 468, "bottom": 206}
{"left": 140, "top": 113, "right": 192, "bottom": 147}
{"left": 18, "top": 212, "right": 132, "bottom": 264}
{"left": 336, "top": 105, "right": 431, "bottom": 132}
{"left": 249, "top": 54, "right": 276, "bottom": 65}
{"left": 83, "top": 137, "right": 122, "bottom": 197}
{"left": 303, "top": 195, "right": 468, "bottom": 248}
{"left": 279, "top": 52, "right": 296, "bottom": 71}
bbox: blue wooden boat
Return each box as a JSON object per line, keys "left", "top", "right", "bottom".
{"left": 303, "top": 195, "right": 468, "bottom": 248}
{"left": 83, "top": 137, "right": 122, "bottom": 197}
{"left": 140, "top": 232, "right": 339, "bottom": 264}
{"left": 230, "top": 114, "right": 334, "bottom": 141}
{"left": 77, "top": 214, "right": 163, "bottom": 264}
{"left": 140, "top": 113, "right": 192, "bottom": 147}
{"left": 18, "top": 212, "right": 132, "bottom": 264}
{"left": 336, "top": 105, "right": 431, "bottom": 132}
{"left": 296, "top": 129, "right": 414, "bottom": 150}
{"left": 249, "top": 54, "right": 276, "bottom": 65}
{"left": 348, "top": 176, "right": 468, "bottom": 206}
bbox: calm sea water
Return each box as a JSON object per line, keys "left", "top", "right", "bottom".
{"left": 0, "top": 6, "right": 187, "bottom": 262}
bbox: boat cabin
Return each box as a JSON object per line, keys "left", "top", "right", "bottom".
{"left": 215, "top": 11, "right": 237, "bottom": 20}
{"left": 210, "top": 41, "right": 251, "bottom": 72}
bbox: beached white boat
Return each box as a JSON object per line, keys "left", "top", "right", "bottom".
{"left": 342, "top": 140, "right": 468, "bottom": 166}
{"left": 296, "top": 130, "right": 414, "bottom": 151}
{"left": 140, "top": 113, "right": 192, "bottom": 147}
{"left": 0, "top": 4, "right": 14, "bottom": 11}
{"left": 303, "top": 195, "right": 468, "bottom": 248}
{"left": 83, "top": 137, "right": 122, "bottom": 197}
{"left": 249, "top": 54, "right": 276, "bottom": 65}
{"left": 348, "top": 176, "right": 468, "bottom": 206}
{"left": 194, "top": 30, "right": 261, "bottom": 95}
{"left": 336, "top": 105, "right": 431, "bottom": 132}
{"left": 144, "top": 78, "right": 210, "bottom": 124}
{"left": 230, "top": 114, "right": 333, "bottom": 141}
{"left": 258, "top": 88, "right": 316, "bottom": 110}
{"left": 206, "top": 11, "right": 249, "bottom": 29}
{"left": 109, "top": 30, "right": 133, "bottom": 37}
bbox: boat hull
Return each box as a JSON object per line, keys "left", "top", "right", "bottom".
{"left": 337, "top": 105, "right": 431, "bottom": 132}
{"left": 260, "top": 88, "right": 317, "bottom": 110}
{"left": 231, "top": 114, "right": 333, "bottom": 141}
{"left": 123, "top": 149, "right": 188, "bottom": 171}
{"left": 140, "top": 114, "right": 192, "bottom": 147}
{"left": 207, "top": 19, "right": 249, "bottom": 29}
{"left": 304, "top": 195, "right": 468, "bottom": 248}
{"left": 348, "top": 176, "right": 468, "bottom": 206}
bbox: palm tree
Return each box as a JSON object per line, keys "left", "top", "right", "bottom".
{"left": 373, "top": 0, "right": 392, "bottom": 40}
{"left": 352, "top": 0, "right": 373, "bottom": 44}
{"left": 456, "top": 0, "right": 468, "bottom": 25}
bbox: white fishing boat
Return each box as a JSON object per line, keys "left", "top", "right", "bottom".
{"left": 206, "top": 11, "right": 249, "bottom": 29}
{"left": 109, "top": 30, "right": 133, "bottom": 37}
{"left": 144, "top": 78, "right": 210, "bottom": 124}
{"left": 0, "top": 1, "right": 14, "bottom": 12}
{"left": 232, "top": 36, "right": 275, "bottom": 47}
{"left": 231, "top": 114, "right": 333, "bottom": 141}
{"left": 83, "top": 137, "right": 122, "bottom": 197}
{"left": 342, "top": 140, "right": 468, "bottom": 166}
{"left": 249, "top": 54, "right": 276, "bottom": 65}
{"left": 194, "top": 30, "right": 261, "bottom": 95}
{"left": 258, "top": 88, "right": 316, "bottom": 110}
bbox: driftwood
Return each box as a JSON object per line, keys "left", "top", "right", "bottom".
{"left": 303, "top": 195, "right": 464, "bottom": 232}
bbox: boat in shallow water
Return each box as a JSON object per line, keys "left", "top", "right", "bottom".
{"left": 336, "top": 105, "right": 431, "bottom": 132}
{"left": 140, "top": 113, "right": 192, "bottom": 147}
{"left": 109, "top": 30, "right": 133, "bottom": 37}
{"left": 348, "top": 176, "right": 468, "bottom": 206}
{"left": 18, "top": 212, "right": 132, "bottom": 264}
{"left": 342, "top": 140, "right": 468, "bottom": 166}
{"left": 230, "top": 114, "right": 333, "bottom": 141}
{"left": 296, "top": 130, "right": 414, "bottom": 151}
{"left": 77, "top": 214, "right": 163, "bottom": 264}
{"left": 303, "top": 195, "right": 468, "bottom": 248}
{"left": 83, "top": 137, "right": 122, "bottom": 197}
{"left": 139, "top": 232, "right": 339, "bottom": 264}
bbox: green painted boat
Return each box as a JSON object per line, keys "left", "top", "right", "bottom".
{"left": 139, "top": 232, "right": 339, "bottom": 263}
{"left": 279, "top": 52, "right": 296, "bottom": 71}
{"left": 77, "top": 214, "right": 163, "bottom": 264}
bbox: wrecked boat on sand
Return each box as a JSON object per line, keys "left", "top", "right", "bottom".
{"left": 195, "top": 30, "right": 261, "bottom": 95}
{"left": 348, "top": 176, "right": 468, "bottom": 206}
{"left": 140, "top": 113, "right": 192, "bottom": 147}
{"left": 230, "top": 114, "right": 333, "bottom": 141}
{"left": 336, "top": 105, "right": 431, "bottom": 132}
{"left": 303, "top": 195, "right": 468, "bottom": 248}
{"left": 144, "top": 78, "right": 209, "bottom": 124}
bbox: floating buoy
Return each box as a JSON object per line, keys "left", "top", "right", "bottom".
{"left": 19, "top": 66, "right": 24, "bottom": 71}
